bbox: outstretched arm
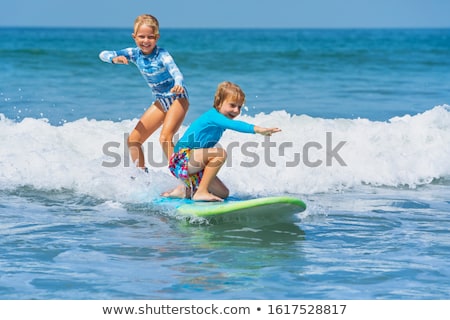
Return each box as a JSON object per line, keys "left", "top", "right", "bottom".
{"left": 254, "top": 126, "right": 281, "bottom": 136}
{"left": 99, "top": 48, "right": 133, "bottom": 64}
{"left": 210, "top": 109, "right": 281, "bottom": 135}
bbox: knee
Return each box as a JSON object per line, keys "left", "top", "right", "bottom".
{"left": 221, "top": 149, "right": 228, "bottom": 163}
{"left": 222, "top": 186, "right": 230, "bottom": 199}
{"left": 214, "top": 148, "right": 227, "bottom": 164}
{"left": 214, "top": 183, "right": 229, "bottom": 199}
{"left": 127, "top": 134, "right": 142, "bottom": 148}
{"left": 159, "top": 132, "right": 173, "bottom": 146}
{"left": 128, "top": 129, "right": 143, "bottom": 144}
{"left": 218, "top": 148, "right": 227, "bottom": 160}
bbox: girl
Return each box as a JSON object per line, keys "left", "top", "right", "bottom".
{"left": 166, "top": 81, "right": 281, "bottom": 202}
{"left": 99, "top": 14, "right": 189, "bottom": 171}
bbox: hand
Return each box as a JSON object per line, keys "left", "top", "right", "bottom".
{"left": 112, "top": 56, "right": 129, "bottom": 64}
{"left": 254, "top": 126, "right": 281, "bottom": 136}
{"left": 170, "top": 85, "right": 185, "bottom": 94}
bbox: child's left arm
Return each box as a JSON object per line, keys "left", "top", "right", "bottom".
{"left": 254, "top": 126, "right": 281, "bottom": 136}
{"left": 161, "top": 51, "right": 185, "bottom": 92}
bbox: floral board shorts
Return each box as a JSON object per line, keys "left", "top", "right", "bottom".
{"left": 169, "top": 148, "right": 203, "bottom": 192}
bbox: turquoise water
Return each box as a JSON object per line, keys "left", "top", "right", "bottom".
{"left": 1, "top": 27, "right": 450, "bottom": 299}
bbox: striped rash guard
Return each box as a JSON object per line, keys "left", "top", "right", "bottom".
{"left": 99, "top": 46, "right": 185, "bottom": 99}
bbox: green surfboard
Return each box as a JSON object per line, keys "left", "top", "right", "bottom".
{"left": 176, "top": 196, "right": 306, "bottom": 225}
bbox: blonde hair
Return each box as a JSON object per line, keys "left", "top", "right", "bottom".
{"left": 214, "top": 81, "right": 246, "bottom": 109}
{"left": 133, "top": 14, "right": 159, "bottom": 35}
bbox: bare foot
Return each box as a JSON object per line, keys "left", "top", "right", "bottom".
{"left": 161, "top": 184, "right": 188, "bottom": 199}
{"left": 192, "top": 191, "right": 223, "bottom": 202}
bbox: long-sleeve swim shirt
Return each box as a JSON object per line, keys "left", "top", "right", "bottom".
{"left": 174, "top": 108, "right": 255, "bottom": 153}
{"left": 99, "top": 46, "right": 184, "bottom": 98}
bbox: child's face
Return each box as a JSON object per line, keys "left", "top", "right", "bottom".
{"left": 132, "top": 24, "right": 159, "bottom": 55}
{"left": 218, "top": 98, "right": 244, "bottom": 119}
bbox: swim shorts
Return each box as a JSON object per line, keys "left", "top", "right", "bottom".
{"left": 168, "top": 148, "right": 203, "bottom": 192}
{"left": 156, "top": 89, "right": 189, "bottom": 112}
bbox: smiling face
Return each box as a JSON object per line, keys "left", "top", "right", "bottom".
{"left": 132, "top": 24, "right": 159, "bottom": 55}
{"left": 213, "top": 81, "right": 246, "bottom": 119}
{"left": 217, "top": 98, "right": 244, "bottom": 119}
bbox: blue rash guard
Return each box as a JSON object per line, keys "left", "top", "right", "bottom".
{"left": 174, "top": 108, "right": 255, "bottom": 153}
{"left": 99, "top": 46, "right": 185, "bottom": 99}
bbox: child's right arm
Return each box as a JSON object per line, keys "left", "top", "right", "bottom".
{"left": 99, "top": 48, "right": 133, "bottom": 64}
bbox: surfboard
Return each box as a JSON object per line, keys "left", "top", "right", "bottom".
{"left": 176, "top": 196, "right": 306, "bottom": 225}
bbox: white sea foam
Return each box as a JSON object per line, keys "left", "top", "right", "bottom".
{"left": 1, "top": 105, "right": 449, "bottom": 202}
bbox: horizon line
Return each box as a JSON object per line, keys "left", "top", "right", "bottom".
{"left": 1, "top": 25, "right": 450, "bottom": 30}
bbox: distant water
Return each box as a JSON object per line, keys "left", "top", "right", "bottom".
{"left": 1, "top": 27, "right": 449, "bottom": 299}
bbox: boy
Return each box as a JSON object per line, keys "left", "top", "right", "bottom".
{"left": 166, "top": 81, "right": 280, "bottom": 201}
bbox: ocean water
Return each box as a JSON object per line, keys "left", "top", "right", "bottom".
{"left": 0, "top": 27, "right": 450, "bottom": 300}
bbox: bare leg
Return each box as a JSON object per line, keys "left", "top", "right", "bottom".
{"left": 163, "top": 148, "right": 229, "bottom": 200}
{"left": 208, "top": 176, "right": 229, "bottom": 199}
{"left": 159, "top": 98, "right": 189, "bottom": 196}
{"left": 189, "top": 148, "right": 227, "bottom": 201}
{"left": 159, "top": 98, "right": 189, "bottom": 162}
{"left": 128, "top": 104, "right": 165, "bottom": 168}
